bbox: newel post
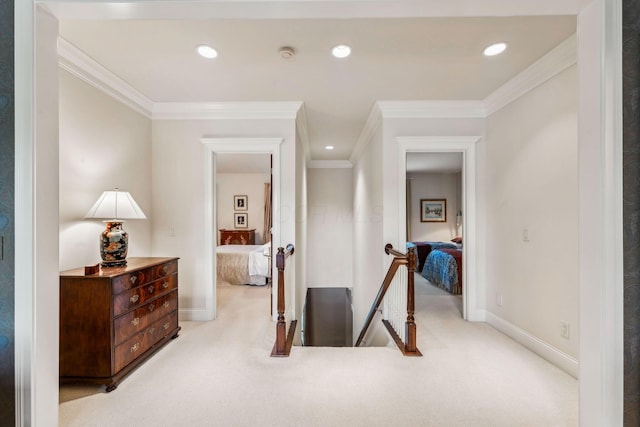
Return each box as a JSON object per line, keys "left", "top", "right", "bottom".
{"left": 273, "top": 247, "right": 287, "bottom": 356}
{"left": 405, "top": 247, "right": 418, "bottom": 354}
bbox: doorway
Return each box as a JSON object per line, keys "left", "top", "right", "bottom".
{"left": 201, "top": 137, "right": 283, "bottom": 321}
{"left": 215, "top": 152, "right": 273, "bottom": 315}
{"left": 406, "top": 152, "right": 464, "bottom": 316}
{"left": 397, "top": 136, "right": 480, "bottom": 321}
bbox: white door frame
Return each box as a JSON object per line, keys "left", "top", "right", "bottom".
{"left": 397, "top": 136, "right": 481, "bottom": 321}
{"left": 201, "top": 137, "right": 283, "bottom": 320}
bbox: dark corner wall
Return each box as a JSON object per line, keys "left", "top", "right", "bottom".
{"left": 0, "top": 0, "right": 14, "bottom": 424}
{"left": 624, "top": 0, "right": 640, "bottom": 425}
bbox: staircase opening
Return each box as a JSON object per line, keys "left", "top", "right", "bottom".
{"left": 302, "top": 288, "right": 353, "bottom": 347}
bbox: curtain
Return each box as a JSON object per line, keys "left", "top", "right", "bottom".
{"left": 263, "top": 182, "right": 271, "bottom": 243}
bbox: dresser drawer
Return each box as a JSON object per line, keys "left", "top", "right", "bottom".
{"left": 113, "top": 274, "right": 178, "bottom": 316}
{"left": 114, "top": 291, "right": 177, "bottom": 345}
{"left": 152, "top": 260, "right": 177, "bottom": 280}
{"left": 113, "top": 311, "right": 178, "bottom": 373}
{"left": 112, "top": 268, "right": 153, "bottom": 294}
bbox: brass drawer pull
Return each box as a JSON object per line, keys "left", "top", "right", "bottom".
{"left": 131, "top": 317, "right": 140, "bottom": 326}
{"left": 148, "top": 284, "right": 155, "bottom": 293}
{"left": 131, "top": 343, "right": 140, "bottom": 353}
{"left": 130, "top": 275, "right": 137, "bottom": 284}
{"left": 162, "top": 265, "right": 168, "bottom": 275}
{"left": 148, "top": 303, "right": 155, "bottom": 312}
{"left": 162, "top": 281, "right": 169, "bottom": 289}
{"left": 148, "top": 327, "right": 155, "bottom": 335}
{"left": 163, "top": 301, "right": 170, "bottom": 309}
{"left": 163, "top": 322, "right": 170, "bottom": 330}
{"left": 130, "top": 294, "right": 139, "bottom": 304}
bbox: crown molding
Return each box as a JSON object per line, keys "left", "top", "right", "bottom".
{"left": 57, "top": 37, "right": 154, "bottom": 118}
{"left": 484, "top": 33, "right": 577, "bottom": 116}
{"left": 377, "top": 100, "right": 486, "bottom": 118}
{"left": 57, "top": 37, "right": 304, "bottom": 123}
{"left": 349, "top": 103, "right": 383, "bottom": 165}
{"left": 152, "top": 101, "right": 303, "bottom": 120}
{"left": 307, "top": 160, "right": 353, "bottom": 169}
{"left": 348, "top": 100, "right": 484, "bottom": 163}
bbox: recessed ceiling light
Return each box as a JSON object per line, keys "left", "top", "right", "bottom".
{"left": 325, "top": 146, "right": 334, "bottom": 150}
{"left": 331, "top": 45, "right": 351, "bottom": 59}
{"left": 483, "top": 42, "right": 507, "bottom": 57}
{"left": 197, "top": 44, "right": 218, "bottom": 59}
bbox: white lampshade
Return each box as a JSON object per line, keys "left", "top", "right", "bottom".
{"left": 85, "top": 189, "right": 147, "bottom": 220}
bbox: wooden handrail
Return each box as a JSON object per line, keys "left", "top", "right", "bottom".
{"left": 355, "top": 244, "right": 421, "bottom": 356}
{"left": 271, "top": 244, "right": 297, "bottom": 357}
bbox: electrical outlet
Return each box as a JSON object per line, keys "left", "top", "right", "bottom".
{"left": 496, "top": 293, "right": 503, "bottom": 307}
{"left": 522, "top": 228, "right": 530, "bottom": 242}
{"left": 560, "top": 320, "right": 570, "bottom": 339}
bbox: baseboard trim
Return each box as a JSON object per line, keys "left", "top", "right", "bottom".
{"left": 485, "top": 311, "right": 578, "bottom": 379}
{"left": 179, "top": 308, "right": 213, "bottom": 321}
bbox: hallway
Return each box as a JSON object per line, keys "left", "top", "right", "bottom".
{"left": 59, "top": 278, "right": 578, "bottom": 426}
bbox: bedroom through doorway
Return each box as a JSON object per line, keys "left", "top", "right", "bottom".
{"left": 406, "top": 152, "right": 464, "bottom": 317}
{"left": 214, "top": 153, "right": 274, "bottom": 318}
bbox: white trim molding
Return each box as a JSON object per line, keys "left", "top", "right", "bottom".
{"left": 15, "top": 1, "right": 35, "bottom": 425}
{"left": 57, "top": 37, "right": 154, "bottom": 117}
{"left": 484, "top": 33, "right": 577, "bottom": 116}
{"left": 349, "top": 102, "right": 382, "bottom": 165}
{"left": 154, "top": 101, "right": 303, "bottom": 121}
{"left": 396, "top": 136, "right": 482, "bottom": 322}
{"left": 200, "top": 137, "right": 284, "bottom": 321}
{"left": 43, "top": 0, "right": 590, "bottom": 21}
{"left": 350, "top": 101, "right": 484, "bottom": 164}
{"left": 485, "top": 312, "right": 579, "bottom": 378}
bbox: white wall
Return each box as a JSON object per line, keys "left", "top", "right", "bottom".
{"left": 294, "top": 134, "right": 307, "bottom": 329}
{"left": 485, "top": 65, "right": 579, "bottom": 360}
{"left": 59, "top": 69, "right": 152, "bottom": 271}
{"left": 216, "top": 172, "right": 270, "bottom": 244}
{"left": 408, "top": 172, "right": 461, "bottom": 242}
{"left": 151, "top": 119, "right": 297, "bottom": 317}
{"left": 352, "top": 126, "right": 384, "bottom": 339}
{"left": 307, "top": 167, "right": 353, "bottom": 288}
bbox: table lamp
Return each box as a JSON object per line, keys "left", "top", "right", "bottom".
{"left": 85, "top": 188, "right": 146, "bottom": 267}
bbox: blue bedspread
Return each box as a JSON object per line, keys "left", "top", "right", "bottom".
{"left": 421, "top": 250, "right": 459, "bottom": 293}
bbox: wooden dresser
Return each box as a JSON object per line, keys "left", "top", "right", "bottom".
{"left": 219, "top": 228, "right": 256, "bottom": 245}
{"left": 59, "top": 257, "right": 180, "bottom": 391}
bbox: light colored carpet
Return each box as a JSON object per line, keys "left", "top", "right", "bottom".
{"left": 59, "top": 277, "right": 578, "bottom": 427}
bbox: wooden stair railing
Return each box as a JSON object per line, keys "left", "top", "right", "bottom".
{"left": 271, "top": 244, "right": 297, "bottom": 357}
{"left": 355, "top": 244, "right": 422, "bottom": 356}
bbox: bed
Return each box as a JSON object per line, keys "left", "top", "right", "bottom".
{"left": 216, "top": 243, "right": 271, "bottom": 286}
{"left": 417, "top": 241, "right": 463, "bottom": 295}
{"left": 407, "top": 241, "right": 460, "bottom": 272}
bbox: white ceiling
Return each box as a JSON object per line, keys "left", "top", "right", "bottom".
{"left": 53, "top": 2, "right": 578, "bottom": 163}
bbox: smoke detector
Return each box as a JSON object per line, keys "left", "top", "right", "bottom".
{"left": 279, "top": 46, "right": 295, "bottom": 59}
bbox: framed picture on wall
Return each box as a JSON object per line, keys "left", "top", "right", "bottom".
{"left": 420, "top": 199, "right": 446, "bottom": 222}
{"left": 234, "top": 195, "right": 248, "bottom": 211}
{"left": 234, "top": 213, "right": 248, "bottom": 228}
